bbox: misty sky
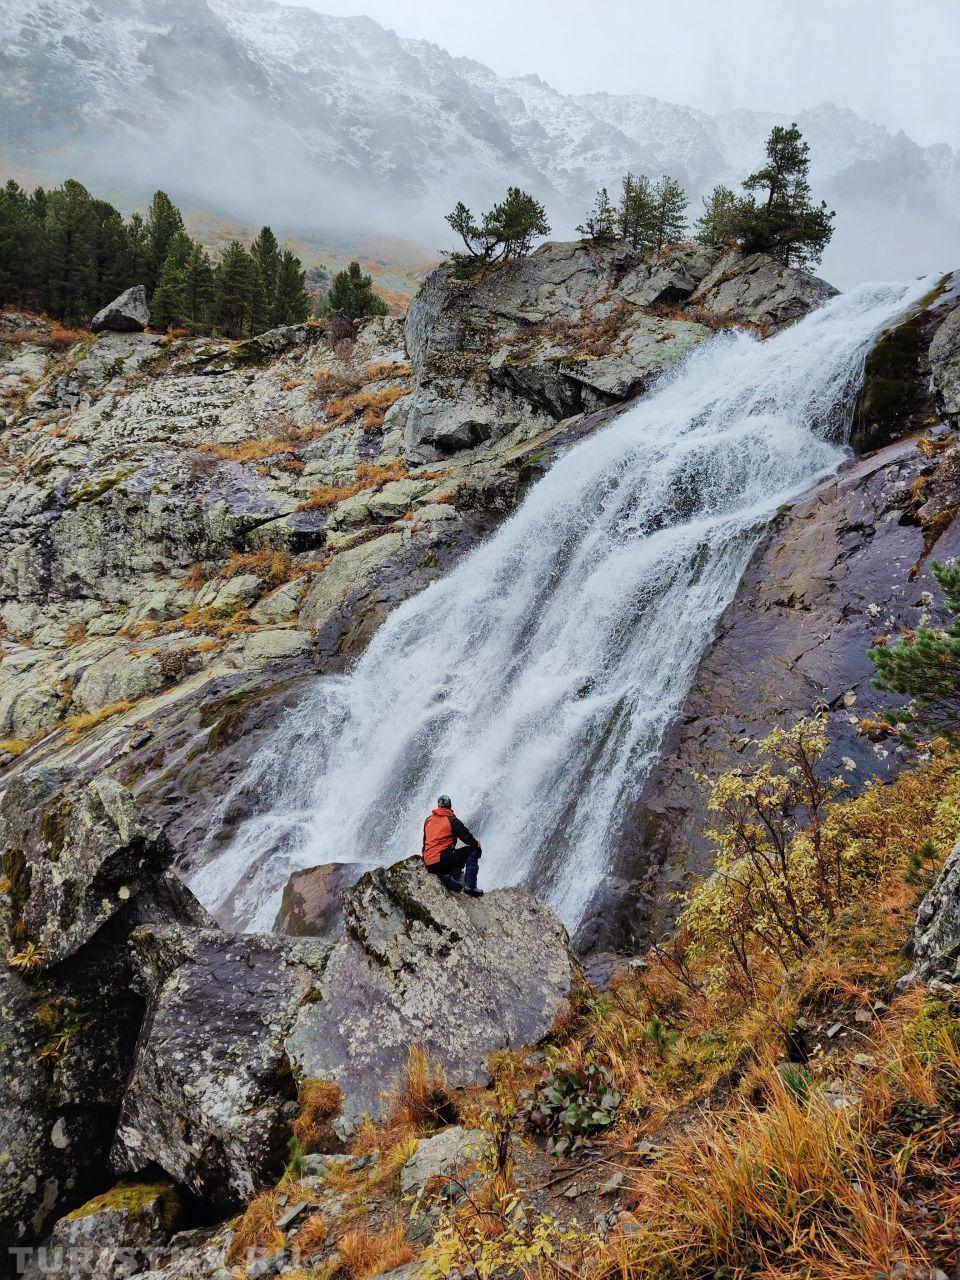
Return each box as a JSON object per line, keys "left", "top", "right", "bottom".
{"left": 304, "top": 0, "right": 959, "bottom": 147}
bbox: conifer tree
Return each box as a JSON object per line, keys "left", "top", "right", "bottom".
{"left": 647, "top": 175, "right": 689, "bottom": 251}
{"left": 444, "top": 187, "right": 550, "bottom": 275}
{"left": 181, "top": 241, "right": 215, "bottom": 333}
{"left": 696, "top": 185, "right": 740, "bottom": 246}
{"left": 89, "top": 198, "right": 129, "bottom": 311}
{"left": 43, "top": 179, "right": 97, "bottom": 320}
{"left": 274, "top": 249, "right": 311, "bottom": 325}
{"left": 214, "top": 240, "right": 258, "bottom": 338}
{"left": 616, "top": 173, "right": 653, "bottom": 249}
{"left": 0, "top": 180, "right": 38, "bottom": 306}
{"left": 870, "top": 560, "right": 960, "bottom": 744}
{"left": 326, "top": 260, "right": 389, "bottom": 319}
{"left": 125, "top": 212, "right": 152, "bottom": 286}
{"left": 151, "top": 231, "right": 192, "bottom": 330}
{"left": 732, "top": 124, "right": 835, "bottom": 269}
{"left": 577, "top": 187, "right": 616, "bottom": 241}
{"left": 251, "top": 225, "right": 282, "bottom": 325}
{"left": 145, "top": 191, "right": 185, "bottom": 290}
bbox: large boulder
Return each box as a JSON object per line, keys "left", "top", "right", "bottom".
{"left": 403, "top": 241, "right": 836, "bottom": 460}
{"left": 38, "top": 1180, "right": 182, "bottom": 1280}
{"left": 273, "top": 861, "right": 373, "bottom": 938}
{"left": 91, "top": 285, "right": 150, "bottom": 333}
{"left": 0, "top": 771, "right": 175, "bottom": 966}
{"left": 688, "top": 250, "right": 838, "bottom": 327}
{"left": 931, "top": 305, "right": 960, "bottom": 422}
{"left": 286, "top": 858, "right": 578, "bottom": 1133}
{"left": 909, "top": 839, "right": 960, "bottom": 986}
{"left": 0, "top": 773, "right": 211, "bottom": 1246}
{"left": 112, "top": 928, "right": 332, "bottom": 1210}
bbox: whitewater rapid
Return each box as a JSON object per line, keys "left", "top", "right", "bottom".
{"left": 192, "top": 277, "right": 932, "bottom": 931}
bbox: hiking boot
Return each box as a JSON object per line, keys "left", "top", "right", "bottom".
{"left": 439, "top": 874, "right": 463, "bottom": 893}
{"left": 462, "top": 885, "right": 484, "bottom": 897}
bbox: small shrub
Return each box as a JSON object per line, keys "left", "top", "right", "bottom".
{"left": 9, "top": 941, "right": 46, "bottom": 973}
{"left": 522, "top": 1061, "right": 620, "bottom": 1155}
{"left": 292, "top": 1078, "right": 343, "bottom": 1153}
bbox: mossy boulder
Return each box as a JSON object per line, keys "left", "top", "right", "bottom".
{"left": 47, "top": 1179, "right": 181, "bottom": 1278}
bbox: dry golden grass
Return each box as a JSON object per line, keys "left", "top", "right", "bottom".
{"left": 292, "top": 1210, "right": 328, "bottom": 1258}
{"left": 124, "top": 603, "right": 259, "bottom": 642}
{"left": 198, "top": 437, "right": 298, "bottom": 464}
{"left": 325, "top": 384, "right": 407, "bottom": 431}
{"left": 611, "top": 1068, "right": 926, "bottom": 1280}
{"left": 381, "top": 1046, "right": 460, "bottom": 1136}
{"left": 226, "top": 1188, "right": 285, "bottom": 1264}
{"left": 293, "top": 1078, "right": 344, "bottom": 1154}
{"left": 334, "top": 1215, "right": 414, "bottom": 1280}
{"left": 179, "top": 562, "right": 206, "bottom": 592}
{"left": 313, "top": 368, "right": 363, "bottom": 399}
{"left": 296, "top": 460, "right": 411, "bottom": 513}
{"left": 62, "top": 700, "right": 133, "bottom": 743}
{"left": 218, "top": 548, "right": 327, "bottom": 589}
{"left": 47, "top": 326, "right": 89, "bottom": 350}
{"left": 364, "top": 361, "right": 412, "bottom": 381}
{"left": 0, "top": 736, "right": 37, "bottom": 758}
{"left": 228, "top": 1179, "right": 326, "bottom": 1267}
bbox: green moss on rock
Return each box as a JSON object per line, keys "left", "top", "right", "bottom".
{"left": 67, "top": 469, "right": 135, "bottom": 507}
{"left": 65, "top": 1179, "right": 181, "bottom": 1231}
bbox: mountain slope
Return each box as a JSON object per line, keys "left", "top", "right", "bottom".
{"left": 0, "top": 0, "right": 956, "bottom": 283}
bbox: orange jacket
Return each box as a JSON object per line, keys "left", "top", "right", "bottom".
{"left": 422, "top": 807, "right": 456, "bottom": 867}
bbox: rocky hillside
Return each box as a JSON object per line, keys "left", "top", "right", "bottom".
{"left": 1, "top": 0, "right": 957, "bottom": 282}
{"left": 3, "top": 226, "right": 960, "bottom": 1275}
{"left": 0, "top": 241, "right": 832, "bottom": 887}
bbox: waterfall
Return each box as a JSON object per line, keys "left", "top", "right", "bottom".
{"left": 191, "top": 277, "right": 932, "bottom": 932}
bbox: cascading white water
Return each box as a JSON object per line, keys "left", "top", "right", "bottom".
{"left": 192, "top": 277, "right": 932, "bottom": 931}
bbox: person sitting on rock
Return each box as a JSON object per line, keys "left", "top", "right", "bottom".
{"left": 421, "top": 795, "right": 483, "bottom": 896}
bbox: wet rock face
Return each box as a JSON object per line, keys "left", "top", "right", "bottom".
{"left": 593, "top": 425, "right": 960, "bottom": 951}
{"left": 931, "top": 305, "right": 960, "bottom": 422}
{"left": 112, "top": 928, "right": 332, "bottom": 1210}
{"left": 91, "top": 285, "right": 150, "bottom": 333}
{"left": 286, "top": 858, "right": 578, "bottom": 1134}
{"left": 909, "top": 839, "right": 960, "bottom": 986}
{"left": 850, "top": 276, "right": 959, "bottom": 454}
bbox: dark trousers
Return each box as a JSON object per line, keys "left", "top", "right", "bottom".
{"left": 426, "top": 845, "right": 481, "bottom": 889}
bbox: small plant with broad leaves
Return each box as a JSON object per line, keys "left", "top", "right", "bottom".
{"left": 522, "top": 1061, "right": 621, "bottom": 1155}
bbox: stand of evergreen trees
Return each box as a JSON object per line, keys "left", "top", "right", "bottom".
{"left": 0, "top": 178, "right": 312, "bottom": 337}
{"left": 577, "top": 124, "right": 834, "bottom": 271}
{"left": 578, "top": 174, "right": 688, "bottom": 252}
